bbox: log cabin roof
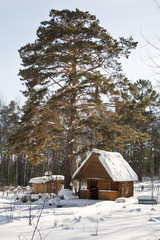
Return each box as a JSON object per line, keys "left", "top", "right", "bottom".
{"left": 73, "top": 149, "right": 138, "bottom": 182}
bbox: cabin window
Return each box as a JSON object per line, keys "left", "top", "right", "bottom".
{"left": 80, "top": 180, "right": 87, "bottom": 189}
{"left": 124, "top": 183, "right": 129, "bottom": 195}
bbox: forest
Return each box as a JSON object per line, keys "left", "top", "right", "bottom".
{"left": 0, "top": 9, "right": 160, "bottom": 188}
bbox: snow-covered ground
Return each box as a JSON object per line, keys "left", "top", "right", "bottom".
{"left": 1, "top": 182, "right": 160, "bottom": 240}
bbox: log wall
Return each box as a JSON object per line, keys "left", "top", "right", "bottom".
{"left": 118, "top": 181, "right": 133, "bottom": 197}
{"left": 98, "top": 190, "right": 119, "bottom": 200}
{"left": 76, "top": 154, "right": 111, "bottom": 180}
{"left": 32, "top": 181, "right": 63, "bottom": 194}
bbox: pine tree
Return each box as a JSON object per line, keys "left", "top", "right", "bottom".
{"left": 13, "top": 9, "right": 138, "bottom": 188}
{"left": 134, "top": 79, "right": 160, "bottom": 180}
{"left": 120, "top": 79, "right": 160, "bottom": 181}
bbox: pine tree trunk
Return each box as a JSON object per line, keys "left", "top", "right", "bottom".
{"left": 24, "top": 158, "right": 27, "bottom": 186}
{"left": 52, "top": 149, "right": 59, "bottom": 174}
{"left": 138, "top": 143, "right": 143, "bottom": 182}
{"left": 64, "top": 158, "right": 72, "bottom": 189}
{"left": 64, "top": 142, "right": 72, "bottom": 189}
{"left": 7, "top": 157, "right": 10, "bottom": 186}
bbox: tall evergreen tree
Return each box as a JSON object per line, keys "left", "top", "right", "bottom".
{"left": 133, "top": 79, "right": 160, "bottom": 180}
{"left": 12, "top": 9, "right": 139, "bottom": 188}
{"left": 120, "top": 79, "right": 160, "bottom": 181}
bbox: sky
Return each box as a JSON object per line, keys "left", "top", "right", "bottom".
{"left": 0, "top": 0, "right": 160, "bottom": 105}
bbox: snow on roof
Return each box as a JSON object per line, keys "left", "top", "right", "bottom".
{"left": 29, "top": 175, "right": 64, "bottom": 184}
{"left": 73, "top": 149, "right": 138, "bottom": 182}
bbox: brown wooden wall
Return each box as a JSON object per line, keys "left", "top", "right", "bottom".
{"left": 76, "top": 154, "right": 112, "bottom": 180}
{"left": 98, "top": 191, "right": 119, "bottom": 200}
{"left": 79, "top": 190, "right": 91, "bottom": 199}
{"left": 32, "top": 180, "right": 63, "bottom": 194}
{"left": 118, "top": 181, "right": 133, "bottom": 197}
{"left": 78, "top": 179, "right": 134, "bottom": 200}
{"left": 87, "top": 179, "right": 119, "bottom": 191}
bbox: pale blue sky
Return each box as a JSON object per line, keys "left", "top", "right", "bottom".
{"left": 0, "top": 0, "right": 159, "bottom": 104}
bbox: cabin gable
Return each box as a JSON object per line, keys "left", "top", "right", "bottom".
{"left": 75, "top": 153, "right": 112, "bottom": 180}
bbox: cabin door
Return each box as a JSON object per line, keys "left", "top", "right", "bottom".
{"left": 90, "top": 180, "right": 98, "bottom": 199}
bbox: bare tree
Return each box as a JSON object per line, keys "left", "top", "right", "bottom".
{"left": 141, "top": 0, "right": 160, "bottom": 84}
{"left": 154, "top": 0, "right": 160, "bottom": 8}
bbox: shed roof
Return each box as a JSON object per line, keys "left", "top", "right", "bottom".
{"left": 73, "top": 149, "right": 138, "bottom": 182}
{"left": 29, "top": 175, "right": 64, "bottom": 184}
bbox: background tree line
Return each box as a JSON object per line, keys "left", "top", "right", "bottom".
{"left": 0, "top": 78, "right": 160, "bottom": 187}
{"left": 1, "top": 9, "right": 160, "bottom": 187}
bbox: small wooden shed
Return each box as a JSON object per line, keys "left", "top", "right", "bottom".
{"left": 72, "top": 149, "right": 138, "bottom": 201}
{"left": 29, "top": 172, "right": 64, "bottom": 195}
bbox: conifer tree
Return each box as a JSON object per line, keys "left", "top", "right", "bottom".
{"left": 119, "top": 79, "right": 160, "bottom": 181}
{"left": 13, "top": 9, "right": 139, "bottom": 188}
{"left": 133, "top": 79, "right": 160, "bottom": 180}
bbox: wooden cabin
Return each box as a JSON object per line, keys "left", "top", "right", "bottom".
{"left": 29, "top": 172, "right": 64, "bottom": 195}
{"left": 72, "top": 149, "right": 138, "bottom": 201}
